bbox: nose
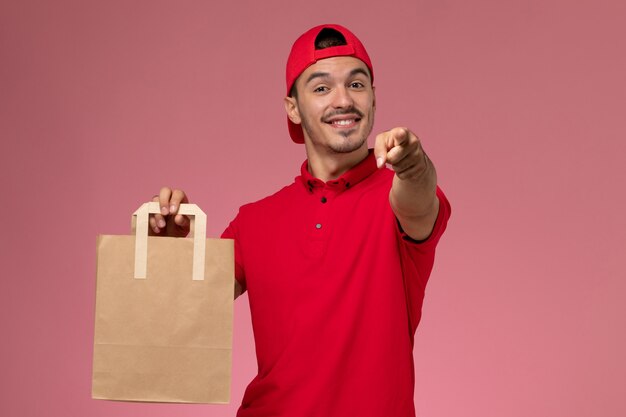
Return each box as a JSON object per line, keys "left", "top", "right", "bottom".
{"left": 331, "top": 86, "right": 354, "bottom": 109}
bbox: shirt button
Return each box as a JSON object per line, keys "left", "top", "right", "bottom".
{"left": 321, "top": 197, "right": 327, "bottom": 203}
{"left": 315, "top": 223, "right": 322, "bottom": 229}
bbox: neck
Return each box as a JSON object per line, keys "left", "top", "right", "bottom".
{"left": 304, "top": 143, "right": 369, "bottom": 181}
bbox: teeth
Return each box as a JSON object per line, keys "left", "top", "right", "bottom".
{"left": 333, "top": 119, "right": 354, "bottom": 126}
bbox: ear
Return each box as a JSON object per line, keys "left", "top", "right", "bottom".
{"left": 284, "top": 96, "right": 301, "bottom": 124}
{"left": 372, "top": 85, "right": 376, "bottom": 111}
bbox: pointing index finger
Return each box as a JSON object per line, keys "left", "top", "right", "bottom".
{"left": 390, "top": 127, "right": 410, "bottom": 146}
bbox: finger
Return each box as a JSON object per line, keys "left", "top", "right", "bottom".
{"left": 389, "top": 151, "right": 415, "bottom": 172}
{"left": 149, "top": 214, "right": 166, "bottom": 234}
{"left": 391, "top": 152, "right": 422, "bottom": 175}
{"left": 392, "top": 148, "right": 430, "bottom": 180}
{"left": 155, "top": 213, "right": 167, "bottom": 229}
{"left": 389, "top": 127, "right": 410, "bottom": 147}
{"left": 169, "top": 189, "right": 189, "bottom": 215}
{"left": 386, "top": 144, "right": 410, "bottom": 165}
{"left": 386, "top": 135, "right": 419, "bottom": 166}
{"left": 149, "top": 194, "right": 162, "bottom": 233}
{"left": 174, "top": 213, "right": 190, "bottom": 228}
{"left": 159, "top": 187, "right": 173, "bottom": 215}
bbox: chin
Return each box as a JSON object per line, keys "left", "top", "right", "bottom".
{"left": 328, "top": 135, "right": 368, "bottom": 154}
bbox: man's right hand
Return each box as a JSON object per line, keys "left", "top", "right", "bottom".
{"left": 149, "top": 187, "right": 190, "bottom": 237}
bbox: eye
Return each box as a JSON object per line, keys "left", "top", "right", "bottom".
{"left": 349, "top": 81, "right": 365, "bottom": 89}
{"left": 313, "top": 86, "right": 329, "bottom": 93}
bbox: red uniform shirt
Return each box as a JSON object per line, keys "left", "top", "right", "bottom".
{"left": 222, "top": 151, "right": 451, "bottom": 417}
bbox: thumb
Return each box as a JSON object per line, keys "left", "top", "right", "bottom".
{"left": 374, "top": 131, "right": 393, "bottom": 168}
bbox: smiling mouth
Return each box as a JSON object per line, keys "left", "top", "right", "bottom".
{"left": 326, "top": 117, "right": 361, "bottom": 128}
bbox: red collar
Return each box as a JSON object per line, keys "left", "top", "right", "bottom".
{"left": 298, "top": 150, "right": 378, "bottom": 192}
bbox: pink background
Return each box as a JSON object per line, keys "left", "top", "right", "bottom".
{"left": 2, "top": 0, "right": 625, "bottom": 416}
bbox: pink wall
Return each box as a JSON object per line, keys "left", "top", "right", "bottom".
{"left": 2, "top": 0, "right": 625, "bottom": 416}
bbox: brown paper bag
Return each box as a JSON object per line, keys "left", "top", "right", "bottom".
{"left": 92, "top": 202, "right": 233, "bottom": 403}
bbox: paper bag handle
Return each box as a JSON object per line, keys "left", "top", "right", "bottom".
{"left": 131, "top": 202, "right": 207, "bottom": 281}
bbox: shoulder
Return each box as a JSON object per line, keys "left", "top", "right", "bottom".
{"left": 238, "top": 182, "right": 299, "bottom": 215}
{"left": 221, "top": 182, "right": 298, "bottom": 238}
{"left": 228, "top": 180, "right": 305, "bottom": 231}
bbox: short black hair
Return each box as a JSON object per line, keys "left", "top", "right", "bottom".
{"left": 314, "top": 28, "right": 347, "bottom": 49}
{"left": 290, "top": 28, "right": 348, "bottom": 98}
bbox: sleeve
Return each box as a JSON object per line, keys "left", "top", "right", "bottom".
{"left": 221, "top": 214, "right": 247, "bottom": 294}
{"left": 396, "top": 186, "right": 451, "bottom": 336}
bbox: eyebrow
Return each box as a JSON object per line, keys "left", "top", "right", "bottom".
{"left": 304, "top": 67, "right": 371, "bottom": 85}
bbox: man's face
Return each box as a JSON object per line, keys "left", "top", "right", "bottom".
{"left": 285, "top": 56, "right": 376, "bottom": 154}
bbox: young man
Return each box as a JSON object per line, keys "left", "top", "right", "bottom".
{"left": 150, "top": 24, "right": 450, "bottom": 417}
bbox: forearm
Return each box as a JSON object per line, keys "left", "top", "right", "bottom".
{"left": 389, "top": 155, "right": 439, "bottom": 241}
{"left": 373, "top": 127, "right": 441, "bottom": 240}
